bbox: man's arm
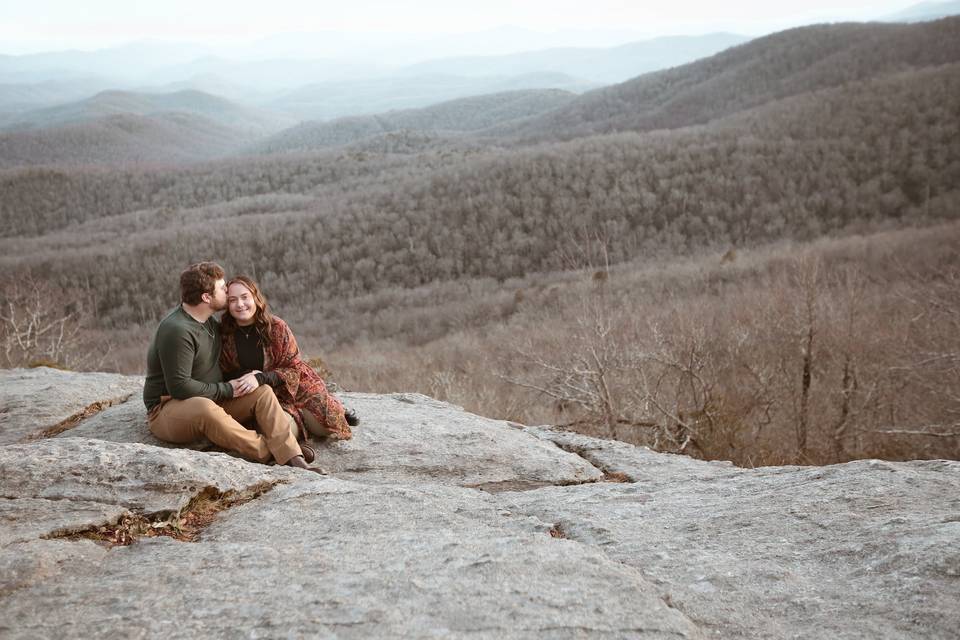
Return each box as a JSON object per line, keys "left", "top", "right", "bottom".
{"left": 157, "top": 324, "right": 234, "bottom": 401}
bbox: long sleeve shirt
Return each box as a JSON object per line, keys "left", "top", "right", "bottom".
{"left": 142, "top": 305, "right": 234, "bottom": 411}
{"left": 222, "top": 326, "right": 281, "bottom": 387}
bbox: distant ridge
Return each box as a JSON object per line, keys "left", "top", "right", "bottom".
{"left": 0, "top": 77, "right": 115, "bottom": 119}
{"left": 265, "top": 72, "right": 594, "bottom": 122}
{"left": 0, "top": 42, "right": 212, "bottom": 79}
{"left": 255, "top": 89, "right": 575, "bottom": 154}
{"left": 5, "top": 89, "right": 287, "bottom": 134}
{"left": 884, "top": 0, "right": 960, "bottom": 22}
{"left": 0, "top": 111, "right": 254, "bottom": 168}
{"left": 398, "top": 33, "right": 751, "bottom": 84}
{"left": 502, "top": 17, "right": 960, "bottom": 141}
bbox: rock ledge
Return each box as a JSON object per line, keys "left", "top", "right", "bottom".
{"left": 1, "top": 367, "right": 958, "bottom": 639}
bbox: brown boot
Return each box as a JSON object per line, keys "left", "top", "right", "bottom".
{"left": 285, "top": 455, "right": 326, "bottom": 474}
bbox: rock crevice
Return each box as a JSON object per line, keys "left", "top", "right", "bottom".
{"left": 43, "top": 480, "right": 281, "bottom": 546}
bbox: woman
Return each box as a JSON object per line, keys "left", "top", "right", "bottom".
{"left": 219, "top": 276, "right": 357, "bottom": 450}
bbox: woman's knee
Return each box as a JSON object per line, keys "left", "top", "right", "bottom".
{"left": 251, "top": 385, "right": 276, "bottom": 399}
{"left": 249, "top": 385, "right": 282, "bottom": 412}
{"left": 301, "top": 409, "right": 331, "bottom": 438}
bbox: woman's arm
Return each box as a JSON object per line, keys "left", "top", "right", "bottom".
{"left": 262, "top": 317, "right": 305, "bottom": 397}
{"left": 255, "top": 370, "right": 282, "bottom": 386}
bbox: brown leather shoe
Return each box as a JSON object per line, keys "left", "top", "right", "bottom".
{"left": 300, "top": 443, "right": 317, "bottom": 464}
{"left": 285, "top": 454, "right": 327, "bottom": 474}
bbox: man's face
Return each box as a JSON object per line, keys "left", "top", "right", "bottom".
{"left": 207, "top": 278, "right": 228, "bottom": 311}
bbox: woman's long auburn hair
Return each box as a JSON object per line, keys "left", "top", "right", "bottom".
{"left": 221, "top": 275, "right": 275, "bottom": 344}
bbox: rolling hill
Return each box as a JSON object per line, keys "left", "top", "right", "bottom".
{"left": 3, "top": 53, "right": 956, "bottom": 302}
{"left": 0, "top": 111, "right": 259, "bottom": 168}
{"left": 0, "top": 77, "right": 116, "bottom": 120}
{"left": 2, "top": 18, "right": 957, "bottom": 310}
{"left": 4, "top": 89, "right": 288, "bottom": 134}
{"left": 253, "top": 89, "right": 575, "bottom": 154}
{"left": 265, "top": 72, "right": 595, "bottom": 122}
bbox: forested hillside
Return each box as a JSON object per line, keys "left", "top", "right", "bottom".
{"left": 2, "top": 58, "right": 957, "bottom": 326}
{"left": 502, "top": 17, "right": 960, "bottom": 140}
{"left": 0, "top": 112, "right": 263, "bottom": 168}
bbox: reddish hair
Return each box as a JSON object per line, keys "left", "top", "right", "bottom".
{"left": 221, "top": 275, "right": 275, "bottom": 343}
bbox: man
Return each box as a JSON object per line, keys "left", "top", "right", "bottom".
{"left": 143, "top": 262, "right": 319, "bottom": 472}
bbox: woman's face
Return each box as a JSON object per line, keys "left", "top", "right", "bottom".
{"left": 227, "top": 282, "right": 257, "bottom": 325}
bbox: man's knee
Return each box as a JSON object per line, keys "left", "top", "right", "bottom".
{"left": 181, "top": 396, "right": 221, "bottom": 418}
{"left": 151, "top": 397, "right": 221, "bottom": 443}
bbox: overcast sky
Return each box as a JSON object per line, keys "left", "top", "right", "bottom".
{"left": 0, "top": 1, "right": 928, "bottom": 54}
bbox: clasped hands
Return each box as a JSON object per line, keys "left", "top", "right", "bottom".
{"left": 229, "top": 370, "right": 261, "bottom": 397}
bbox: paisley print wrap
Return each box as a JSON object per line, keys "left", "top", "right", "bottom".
{"left": 220, "top": 317, "right": 351, "bottom": 441}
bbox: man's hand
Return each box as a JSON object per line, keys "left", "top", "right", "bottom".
{"left": 230, "top": 372, "right": 260, "bottom": 397}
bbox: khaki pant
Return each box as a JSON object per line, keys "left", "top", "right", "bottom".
{"left": 148, "top": 385, "right": 301, "bottom": 465}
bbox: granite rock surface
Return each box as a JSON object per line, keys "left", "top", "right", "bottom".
{"left": 0, "top": 367, "right": 958, "bottom": 639}
{"left": 60, "top": 390, "right": 603, "bottom": 488}
{"left": 0, "top": 367, "right": 143, "bottom": 444}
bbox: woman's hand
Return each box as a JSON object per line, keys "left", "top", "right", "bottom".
{"left": 233, "top": 371, "right": 261, "bottom": 396}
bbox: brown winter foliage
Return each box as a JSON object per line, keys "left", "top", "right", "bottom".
{"left": 328, "top": 223, "right": 960, "bottom": 467}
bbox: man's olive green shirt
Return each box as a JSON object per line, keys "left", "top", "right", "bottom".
{"left": 143, "top": 306, "right": 234, "bottom": 411}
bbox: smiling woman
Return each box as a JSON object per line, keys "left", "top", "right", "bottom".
{"left": 220, "top": 275, "right": 359, "bottom": 444}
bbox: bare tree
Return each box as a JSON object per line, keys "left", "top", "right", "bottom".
{"left": 880, "top": 266, "right": 960, "bottom": 441}
{"left": 784, "top": 255, "right": 822, "bottom": 462}
{"left": 0, "top": 277, "right": 101, "bottom": 369}
{"left": 500, "top": 299, "right": 625, "bottom": 435}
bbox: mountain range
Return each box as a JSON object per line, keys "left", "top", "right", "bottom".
{"left": 497, "top": 17, "right": 960, "bottom": 141}
{"left": 884, "top": 0, "right": 960, "bottom": 21}
{"left": 0, "top": 32, "right": 747, "bottom": 132}
{"left": 1, "top": 0, "right": 954, "bottom": 150}
{"left": 2, "top": 16, "right": 955, "bottom": 246}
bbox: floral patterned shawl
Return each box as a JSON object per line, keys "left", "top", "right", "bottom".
{"left": 220, "top": 316, "right": 351, "bottom": 441}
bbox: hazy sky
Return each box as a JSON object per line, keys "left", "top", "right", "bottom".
{"left": 0, "top": 1, "right": 927, "bottom": 54}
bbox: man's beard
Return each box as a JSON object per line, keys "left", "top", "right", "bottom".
{"left": 210, "top": 297, "right": 228, "bottom": 312}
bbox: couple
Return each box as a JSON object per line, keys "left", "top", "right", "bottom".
{"left": 142, "top": 262, "right": 356, "bottom": 472}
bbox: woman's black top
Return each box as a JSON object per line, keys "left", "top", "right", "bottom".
{"left": 226, "top": 325, "right": 281, "bottom": 386}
